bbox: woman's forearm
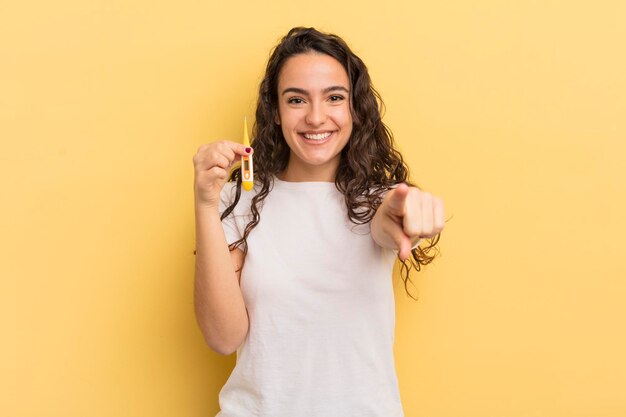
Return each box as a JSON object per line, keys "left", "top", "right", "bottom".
{"left": 194, "top": 205, "right": 249, "bottom": 355}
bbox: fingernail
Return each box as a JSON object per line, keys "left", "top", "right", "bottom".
{"left": 245, "top": 147, "right": 251, "bottom": 153}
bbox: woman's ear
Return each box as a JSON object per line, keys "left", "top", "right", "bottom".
{"left": 274, "top": 113, "right": 280, "bottom": 125}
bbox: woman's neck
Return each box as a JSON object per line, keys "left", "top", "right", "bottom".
{"left": 277, "top": 163, "right": 337, "bottom": 183}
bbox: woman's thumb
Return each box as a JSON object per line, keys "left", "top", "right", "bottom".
{"left": 386, "top": 217, "right": 412, "bottom": 261}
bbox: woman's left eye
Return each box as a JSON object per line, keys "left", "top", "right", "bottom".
{"left": 329, "top": 95, "right": 344, "bottom": 102}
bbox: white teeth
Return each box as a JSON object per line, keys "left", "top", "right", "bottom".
{"left": 303, "top": 132, "right": 332, "bottom": 140}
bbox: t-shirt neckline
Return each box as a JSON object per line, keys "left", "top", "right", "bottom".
{"left": 272, "top": 175, "right": 337, "bottom": 189}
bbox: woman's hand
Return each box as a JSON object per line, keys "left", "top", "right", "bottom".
{"left": 371, "top": 183, "right": 445, "bottom": 261}
{"left": 192, "top": 141, "right": 253, "bottom": 210}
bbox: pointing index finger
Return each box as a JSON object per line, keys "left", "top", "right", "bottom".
{"left": 217, "top": 140, "right": 253, "bottom": 165}
{"left": 386, "top": 183, "right": 409, "bottom": 217}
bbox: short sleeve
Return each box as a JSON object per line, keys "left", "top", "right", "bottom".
{"left": 218, "top": 183, "right": 243, "bottom": 247}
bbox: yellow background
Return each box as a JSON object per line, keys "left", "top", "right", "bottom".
{"left": 2, "top": 0, "right": 625, "bottom": 416}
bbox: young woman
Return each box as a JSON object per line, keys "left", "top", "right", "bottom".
{"left": 193, "top": 27, "right": 445, "bottom": 417}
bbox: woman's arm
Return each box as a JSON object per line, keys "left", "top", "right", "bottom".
{"left": 192, "top": 141, "right": 252, "bottom": 356}
{"left": 194, "top": 205, "right": 248, "bottom": 355}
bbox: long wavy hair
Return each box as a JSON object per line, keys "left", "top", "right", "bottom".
{"left": 222, "top": 26, "right": 441, "bottom": 300}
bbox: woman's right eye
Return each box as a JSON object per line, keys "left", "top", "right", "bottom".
{"left": 287, "top": 97, "right": 304, "bottom": 104}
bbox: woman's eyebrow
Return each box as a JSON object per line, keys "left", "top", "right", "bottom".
{"left": 281, "top": 86, "right": 349, "bottom": 96}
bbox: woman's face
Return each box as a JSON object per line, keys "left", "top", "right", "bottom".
{"left": 275, "top": 52, "right": 353, "bottom": 181}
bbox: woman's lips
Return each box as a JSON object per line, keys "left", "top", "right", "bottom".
{"left": 299, "top": 131, "right": 335, "bottom": 145}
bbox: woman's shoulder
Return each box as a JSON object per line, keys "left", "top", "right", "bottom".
{"left": 219, "top": 181, "right": 260, "bottom": 217}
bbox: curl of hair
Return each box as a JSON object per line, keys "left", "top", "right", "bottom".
{"left": 217, "top": 27, "right": 442, "bottom": 300}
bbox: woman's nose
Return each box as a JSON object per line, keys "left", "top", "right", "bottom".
{"left": 305, "top": 102, "right": 326, "bottom": 126}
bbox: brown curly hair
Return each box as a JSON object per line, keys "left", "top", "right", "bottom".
{"left": 221, "top": 26, "right": 442, "bottom": 300}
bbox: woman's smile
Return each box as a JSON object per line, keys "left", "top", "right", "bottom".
{"left": 299, "top": 131, "right": 336, "bottom": 144}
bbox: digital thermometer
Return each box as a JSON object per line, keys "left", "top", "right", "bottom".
{"left": 241, "top": 116, "right": 254, "bottom": 191}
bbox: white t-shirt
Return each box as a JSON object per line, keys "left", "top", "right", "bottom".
{"left": 215, "top": 176, "right": 404, "bottom": 417}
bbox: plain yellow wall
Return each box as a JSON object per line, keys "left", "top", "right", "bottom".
{"left": 2, "top": 0, "right": 625, "bottom": 416}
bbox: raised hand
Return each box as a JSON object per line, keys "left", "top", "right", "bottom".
{"left": 372, "top": 183, "right": 445, "bottom": 261}
{"left": 192, "top": 141, "right": 253, "bottom": 210}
